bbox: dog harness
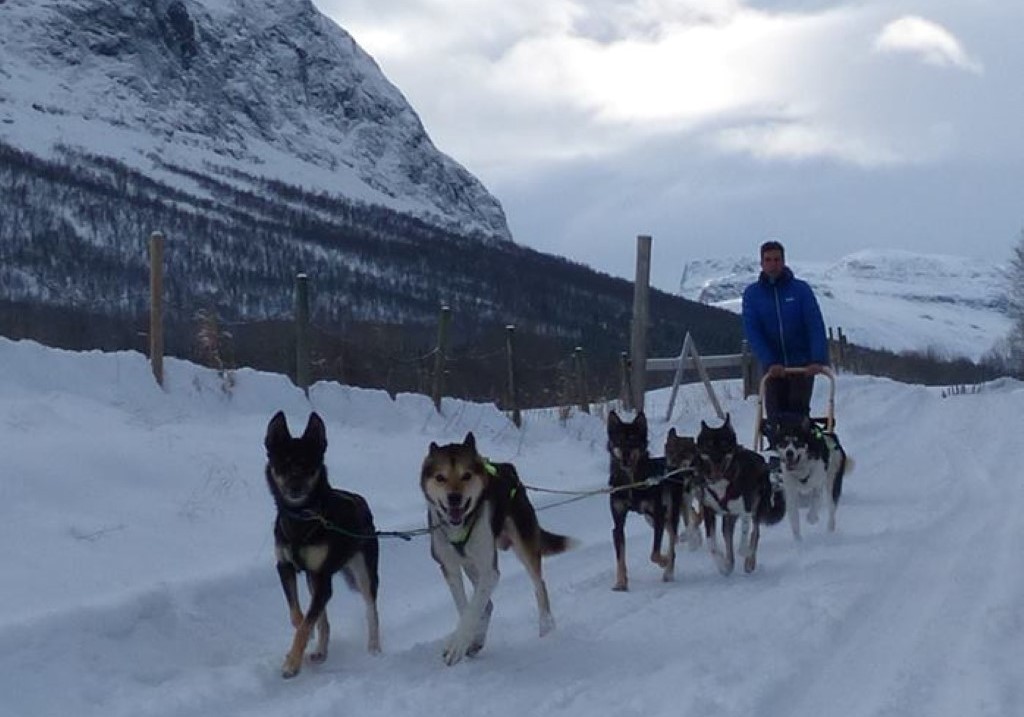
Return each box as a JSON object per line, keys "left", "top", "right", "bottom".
{"left": 444, "top": 510, "right": 482, "bottom": 554}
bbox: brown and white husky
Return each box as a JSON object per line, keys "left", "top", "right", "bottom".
{"left": 420, "top": 432, "right": 575, "bottom": 665}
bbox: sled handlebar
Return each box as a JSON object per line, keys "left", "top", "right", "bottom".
{"left": 753, "top": 366, "right": 836, "bottom": 450}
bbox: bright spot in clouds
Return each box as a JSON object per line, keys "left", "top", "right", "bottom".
{"left": 874, "top": 15, "right": 982, "bottom": 73}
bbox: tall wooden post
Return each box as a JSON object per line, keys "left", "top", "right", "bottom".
{"left": 573, "top": 346, "right": 590, "bottom": 413}
{"left": 295, "top": 274, "right": 311, "bottom": 396}
{"left": 620, "top": 351, "right": 632, "bottom": 409}
{"left": 505, "top": 325, "right": 521, "bottom": 427}
{"left": 630, "top": 235, "right": 652, "bottom": 414}
{"left": 149, "top": 231, "right": 164, "bottom": 387}
{"left": 432, "top": 305, "right": 451, "bottom": 412}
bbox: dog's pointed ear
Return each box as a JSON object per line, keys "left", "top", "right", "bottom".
{"left": 636, "top": 411, "right": 647, "bottom": 431}
{"left": 429, "top": 441, "right": 440, "bottom": 454}
{"left": 463, "top": 432, "right": 476, "bottom": 450}
{"left": 668, "top": 427, "right": 677, "bottom": 439}
{"left": 608, "top": 410, "right": 620, "bottom": 427}
{"left": 700, "top": 419, "right": 709, "bottom": 430}
{"left": 265, "top": 411, "right": 291, "bottom": 451}
{"left": 723, "top": 413, "right": 731, "bottom": 428}
{"left": 302, "top": 412, "right": 327, "bottom": 454}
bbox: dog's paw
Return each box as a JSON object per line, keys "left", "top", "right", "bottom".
{"left": 650, "top": 552, "right": 670, "bottom": 568}
{"left": 281, "top": 654, "right": 302, "bottom": 679}
{"left": 443, "top": 631, "right": 473, "bottom": 666}
{"left": 686, "top": 529, "right": 704, "bottom": 551}
{"left": 715, "top": 556, "right": 734, "bottom": 576}
{"left": 744, "top": 554, "right": 757, "bottom": 574}
{"left": 612, "top": 580, "right": 628, "bottom": 592}
{"left": 539, "top": 612, "right": 556, "bottom": 637}
{"left": 807, "top": 511, "right": 820, "bottom": 525}
{"left": 309, "top": 649, "right": 327, "bottom": 664}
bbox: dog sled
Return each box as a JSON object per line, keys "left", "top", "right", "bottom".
{"left": 752, "top": 366, "right": 837, "bottom": 453}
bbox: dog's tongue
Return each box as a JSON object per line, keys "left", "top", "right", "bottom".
{"left": 447, "top": 504, "right": 465, "bottom": 524}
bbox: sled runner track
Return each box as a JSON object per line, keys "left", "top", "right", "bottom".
{"left": 5, "top": 352, "right": 1024, "bottom": 717}
{"left": 753, "top": 397, "right": 1024, "bottom": 717}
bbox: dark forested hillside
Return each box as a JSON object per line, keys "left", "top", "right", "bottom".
{"left": 0, "top": 140, "right": 743, "bottom": 404}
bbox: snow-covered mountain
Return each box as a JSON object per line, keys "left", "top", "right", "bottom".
{"left": 679, "top": 249, "right": 1012, "bottom": 362}
{"left": 0, "top": 0, "right": 509, "bottom": 241}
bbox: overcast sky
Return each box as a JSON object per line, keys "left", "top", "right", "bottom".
{"left": 315, "top": 0, "right": 1023, "bottom": 292}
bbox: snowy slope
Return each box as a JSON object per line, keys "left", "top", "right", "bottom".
{"left": 1, "top": 337, "right": 1022, "bottom": 717}
{"left": 680, "top": 249, "right": 1011, "bottom": 362}
{"left": 0, "top": 0, "right": 509, "bottom": 241}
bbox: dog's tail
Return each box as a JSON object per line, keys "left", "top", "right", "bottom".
{"left": 832, "top": 453, "right": 853, "bottom": 504}
{"left": 757, "top": 485, "right": 787, "bottom": 526}
{"left": 540, "top": 529, "right": 579, "bottom": 556}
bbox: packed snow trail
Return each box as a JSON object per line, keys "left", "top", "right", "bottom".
{"left": 0, "top": 342, "right": 1021, "bottom": 717}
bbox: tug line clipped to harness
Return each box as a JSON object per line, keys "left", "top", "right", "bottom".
{"left": 280, "top": 463, "right": 699, "bottom": 542}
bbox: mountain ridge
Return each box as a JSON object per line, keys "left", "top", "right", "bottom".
{"left": 0, "top": 0, "right": 509, "bottom": 241}
{"left": 679, "top": 248, "right": 1012, "bottom": 362}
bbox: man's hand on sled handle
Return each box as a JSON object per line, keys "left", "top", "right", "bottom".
{"left": 770, "top": 364, "right": 834, "bottom": 378}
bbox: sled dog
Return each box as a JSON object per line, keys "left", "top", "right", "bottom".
{"left": 264, "top": 411, "right": 381, "bottom": 678}
{"left": 664, "top": 427, "right": 704, "bottom": 550}
{"left": 770, "top": 415, "right": 852, "bottom": 539}
{"left": 420, "top": 433, "right": 574, "bottom": 666}
{"left": 695, "top": 414, "right": 785, "bottom": 575}
{"left": 606, "top": 410, "right": 681, "bottom": 589}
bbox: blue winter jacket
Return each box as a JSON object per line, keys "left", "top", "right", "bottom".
{"left": 741, "top": 267, "right": 828, "bottom": 369}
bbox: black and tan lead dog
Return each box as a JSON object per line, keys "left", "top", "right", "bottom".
{"left": 264, "top": 411, "right": 381, "bottom": 678}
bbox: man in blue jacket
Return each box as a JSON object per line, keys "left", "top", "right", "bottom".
{"left": 742, "top": 240, "right": 829, "bottom": 448}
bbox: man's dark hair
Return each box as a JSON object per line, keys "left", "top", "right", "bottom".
{"left": 760, "top": 240, "right": 785, "bottom": 259}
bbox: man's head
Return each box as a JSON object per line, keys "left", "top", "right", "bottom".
{"left": 760, "top": 240, "right": 785, "bottom": 281}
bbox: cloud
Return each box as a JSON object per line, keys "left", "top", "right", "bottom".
{"left": 873, "top": 16, "right": 982, "bottom": 73}
{"left": 328, "top": 0, "right": 876, "bottom": 167}
{"left": 713, "top": 121, "right": 903, "bottom": 167}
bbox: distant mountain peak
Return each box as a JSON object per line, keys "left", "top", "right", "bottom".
{"left": 679, "top": 249, "right": 1011, "bottom": 362}
{"left": 0, "top": 0, "right": 510, "bottom": 241}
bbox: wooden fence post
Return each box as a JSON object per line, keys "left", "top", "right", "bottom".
{"left": 573, "top": 346, "right": 590, "bottom": 413}
{"left": 741, "top": 339, "right": 755, "bottom": 398}
{"left": 505, "top": 325, "right": 521, "bottom": 427}
{"left": 295, "top": 274, "right": 311, "bottom": 396}
{"left": 620, "top": 351, "right": 632, "bottom": 409}
{"left": 432, "top": 305, "right": 451, "bottom": 412}
{"left": 630, "top": 235, "right": 652, "bottom": 414}
{"left": 837, "top": 327, "right": 847, "bottom": 371}
{"left": 149, "top": 231, "right": 164, "bottom": 387}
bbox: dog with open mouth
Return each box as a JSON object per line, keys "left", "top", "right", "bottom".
{"left": 420, "top": 432, "right": 575, "bottom": 665}
{"left": 770, "top": 414, "right": 853, "bottom": 540}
